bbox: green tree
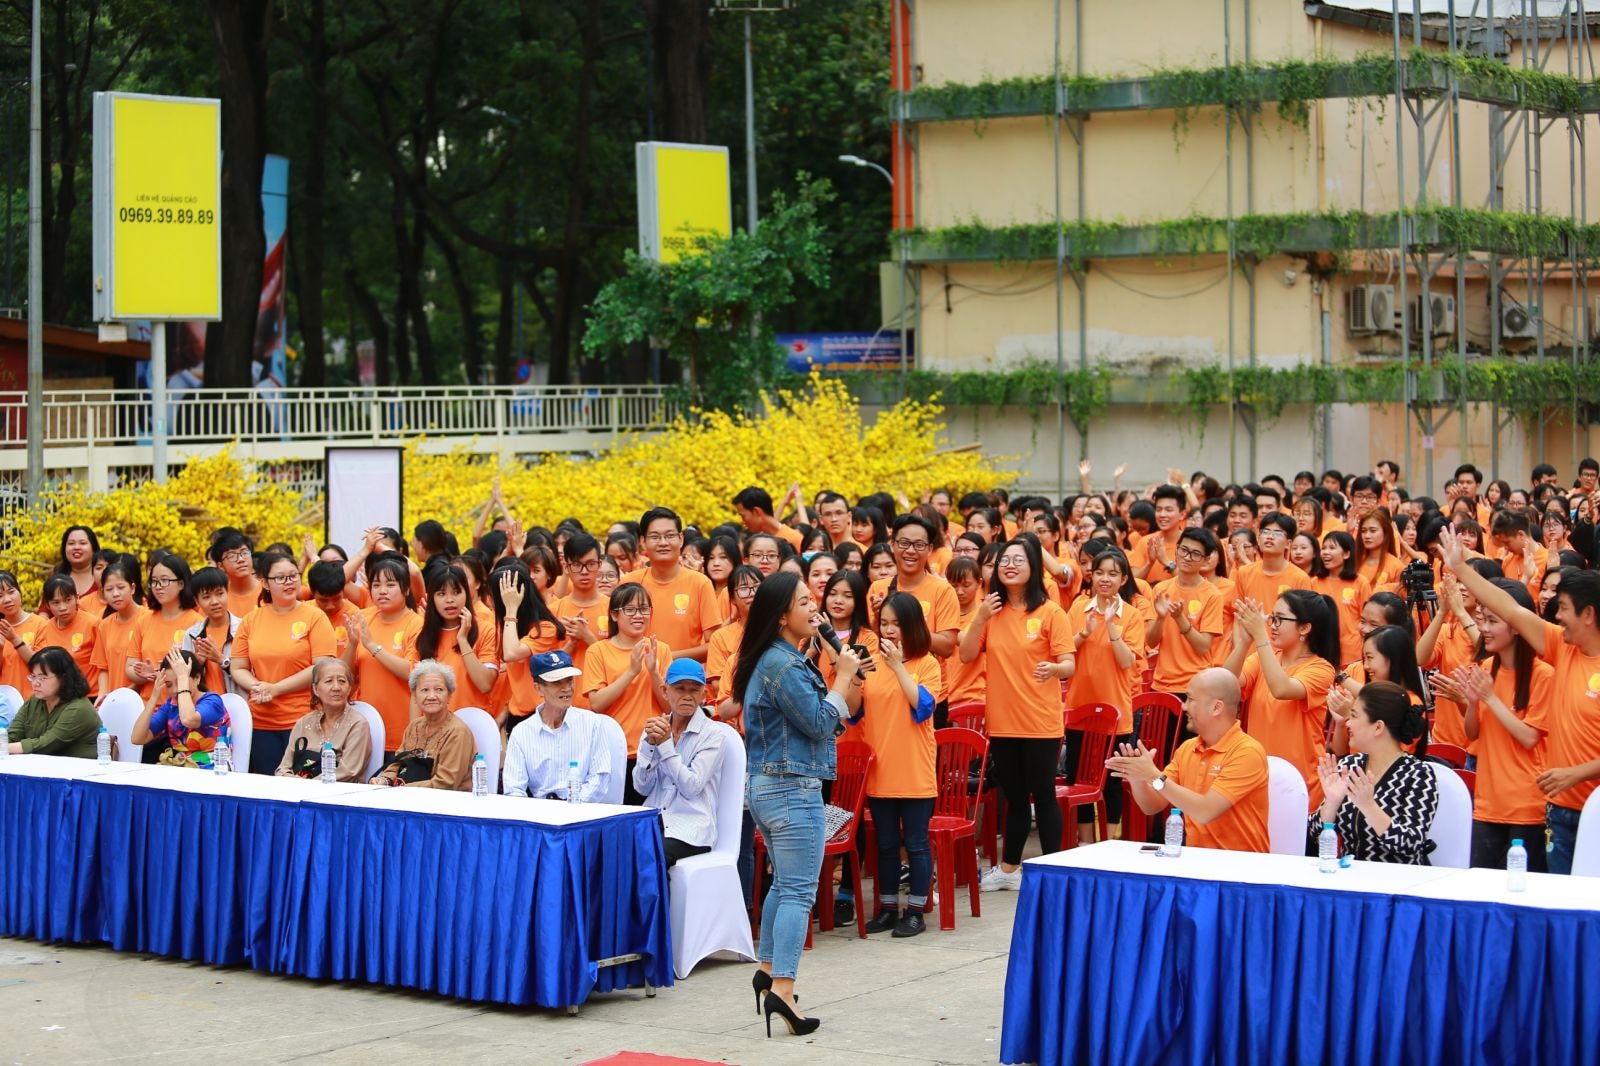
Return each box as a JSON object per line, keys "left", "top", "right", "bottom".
{"left": 583, "top": 176, "right": 833, "bottom": 412}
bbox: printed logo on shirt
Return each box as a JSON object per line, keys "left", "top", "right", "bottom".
{"left": 674, "top": 593, "right": 690, "bottom": 615}
{"left": 392, "top": 632, "right": 405, "bottom": 650}
{"left": 1588, "top": 672, "right": 1600, "bottom": 698}
{"left": 1342, "top": 587, "right": 1356, "bottom": 603}
{"left": 1276, "top": 583, "right": 1290, "bottom": 595}
{"left": 1025, "top": 617, "right": 1043, "bottom": 640}
{"left": 1187, "top": 599, "right": 1202, "bottom": 618}
{"left": 171, "top": 629, "right": 184, "bottom": 645}
{"left": 71, "top": 633, "right": 84, "bottom": 649}
{"left": 291, "top": 620, "right": 308, "bottom": 639}
{"left": 334, "top": 626, "right": 347, "bottom": 643}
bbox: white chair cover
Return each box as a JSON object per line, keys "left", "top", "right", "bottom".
{"left": 453, "top": 707, "right": 503, "bottom": 793}
{"left": 1265, "top": 756, "right": 1310, "bottom": 856}
{"left": 96, "top": 688, "right": 145, "bottom": 763}
{"left": 1427, "top": 762, "right": 1472, "bottom": 870}
{"left": 668, "top": 724, "right": 755, "bottom": 978}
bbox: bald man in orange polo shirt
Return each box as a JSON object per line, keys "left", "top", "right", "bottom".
{"left": 1107, "top": 666, "right": 1271, "bottom": 853}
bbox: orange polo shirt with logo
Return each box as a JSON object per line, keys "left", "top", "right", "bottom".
{"left": 976, "top": 599, "right": 1073, "bottom": 739}
{"left": 621, "top": 568, "right": 722, "bottom": 655}
{"left": 1240, "top": 651, "right": 1336, "bottom": 807}
{"left": 353, "top": 607, "right": 423, "bottom": 745}
{"left": 130, "top": 609, "right": 203, "bottom": 697}
{"left": 1473, "top": 658, "right": 1553, "bottom": 825}
{"left": 33, "top": 612, "right": 100, "bottom": 691}
{"left": 582, "top": 636, "right": 671, "bottom": 757}
{"left": 856, "top": 652, "right": 943, "bottom": 798}
{"left": 1164, "top": 720, "right": 1271, "bottom": 853}
{"left": 1065, "top": 597, "right": 1148, "bottom": 732}
{"left": 232, "top": 603, "right": 337, "bottom": 731}
{"left": 1149, "top": 579, "right": 1225, "bottom": 694}
{"left": 90, "top": 607, "right": 147, "bottom": 696}
{"left": 1537, "top": 621, "right": 1600, "bottom": 812}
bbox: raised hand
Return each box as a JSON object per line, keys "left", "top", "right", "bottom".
{"left": 498, "top": 571, "right": 524, "bottom": 613}
{"left": 1318, "top": 753, "right": 1350, "bottom": 808}
{"left": 880, "top": 638, "right": 904, "bottom": 667}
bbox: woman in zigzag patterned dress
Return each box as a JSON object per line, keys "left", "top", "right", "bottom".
{"left": 1312, "top": 680, "right": 1440, "bottom": 864}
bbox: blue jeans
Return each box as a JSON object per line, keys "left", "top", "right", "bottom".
{"left": 749, "top": 773, "right": 824, "bottom": 979}
{"left": 1546, "top": 803, "right": 1581, "bottom": 876}
{"left": 868, "top": 796, "right": 934, "bottom": 909}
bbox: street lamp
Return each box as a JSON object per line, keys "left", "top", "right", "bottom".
{"left": 838, "top": 154, "right": 909, "bottom": 383}
{"left": 26, "top": 0, "right": 42, "bottom": 500}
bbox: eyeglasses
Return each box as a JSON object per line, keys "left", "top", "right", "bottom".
{"left": 267, "top": 574, "right": 301, "bottom": 586}
{"left": 220, "top": 549, "right": 252, "bottom": 563}
{"left": 1266, "top": 613, "right": 1298, "bottom": 628}
{"left": 617, "top": 605, "right": 652, "bottom": 617}
{"left": 893, "top": 538, "right": 930, "bottom": 553}
{"left": 1175, "top": 546, "right": 1206, "bottom": 561}
{"left": 568, "top": 561, "right": 600, "bottom": 572}
{"left": 1352, "top": 492, "right": 1379, "bottom": 504}
{"left": 148, "top": 577, "right": 181, "bottom": 589}
{"left": 733, "top": 585, "right": 759, "bottom": 599}
{"left": 26, "top": 672, "right": 51, "bottom": 683}
{"left": 644, "top": 532, "right": 681, "bottom": 544}
{"left": 748, "top": 551, "right": 778, "bottom": 563}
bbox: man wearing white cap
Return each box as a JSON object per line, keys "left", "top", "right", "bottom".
{"left": 634, "top": 658, "right": 728, "bottom": 866}
{"left": 504, "top": 650, "right": 612, "bottom": 801}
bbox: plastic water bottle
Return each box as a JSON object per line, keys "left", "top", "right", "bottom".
{"left": 213, "top": 731, "right": 231, "bottom": 776}
{"left": 96, "top": 726, "right": 112, "bottom": 766}
{"left": 1507, "top": 839, "right": 1528, "bottom": 892}
{"left": 1160, "top": 809, "right": 1184, "bottom": 857}
{"left": 472, "top": 753, "right": 489, "bottom": 797}
{"left": 0, "top": 724, "right": 9, "bottom": 759}
{"left": 566, "top": 759, "right": 582, "bottom": 803}
{"left": 1318, "top": 822, "right": 1339, "bottom": 873}
{"left": 320, "top": 740, "right": 336, "bottom": 784}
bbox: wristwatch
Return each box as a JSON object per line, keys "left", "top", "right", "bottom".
{"left": 1151, "top": 774, "right": 1168, "bottom": 793}
{"left": 1165, "top": 560, "right": 1176, "bottom": 572}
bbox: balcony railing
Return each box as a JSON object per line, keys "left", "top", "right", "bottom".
{"left": 1, "top": 384, "right": 678, "bottom": 449}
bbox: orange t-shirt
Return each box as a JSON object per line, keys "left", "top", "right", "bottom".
{"left": 582, "top": 637, "right": 671, "bottom": 757}
{"left": 1230, "top": 560, "right": 1315, "bottom": 614}
{"left": 1472, "top": 658, "right": 1553, "bottom": 824}
{"left": 1425, "top": 619, "right": 1477, "bottom": 750}
{"left": 1359, "top": 554, "right": 1404, "bottom": 596}
{"left": 502, "top": 621, "right": 564, "bottom": 718}
{"left": 1129, "top": 526, "right": 1183, "bottom": 577}
{"left": 1065, "top": 598, "right": 1148, "bottom": 732}
{"left": 944, "top": 604, "right": 986, "bottom": 706}
{"left": 1537, "top": 621, "right": 1600, "bottom": 812}
{"left": 620, "top": 568, "right": 722, "bottom": 656}
{"left": 705, "top": 618, "right": 743, "bottom": 704}
{"left": 1149, "top": 579, "right": 1224, "bottom": 694}
{"left": 353, "top": 607, "right": 423, "bottom": 747}
{"left": 856, "top": 653, "right": 943, "bottom": 798}
{"left": 819, "top": 628, "right": 880, "bottom": 691}
{"left": 0, "top": 614, "right": 48, "bottom": 694}
{"left": 189, "top": 615, "right": 234, "bottom": 700}
{"left": 232, "top": 603, "right": 338, "bottom": 731}
{"left": 867, "top": 572, "right": 961, "bottom": 653}
{"left": 1164, "top": 720, "right": 1271, "bottom": 853}
{"left": 227, "top": 583, "right": 264, "bottom": 620}
{"left": 1313, "top": 573, "right": 1372, "bottom": 670}
{"left": 1240, "top": 652, "right": 1336, "bottom": 807}
{"left": 130, "top": 609, "right": 203, "bottom": 697}
{"left": 974, "top": 600, "right": 1072, "bottom": 738}
{"left": 1500, "top": 544, "right": 1548, "bottom": 596}
{"left": 33, "top": 612, "right": 99, "bottom": 692}
{"left": 91, "top": 608, "right": 148, "bottom": 696}
{"left": 549, "top": 592, "right": 610, "bottom": 687}
{"left": 423, "top": 620, "right": 501, "bottom": 714}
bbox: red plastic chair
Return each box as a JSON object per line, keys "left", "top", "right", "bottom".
{"left": 1055, "top": 702, "right": 1119, "bottom": 848}
{"left": 750, "top": 742, "right": 874, "bottom": 942}
{"left": 1428, "top": 743, "right": 1469, "bottom": 770}
{"left": 927, "top": 727, "right": 988, "bottom": 930}
{"left": 1453, "top": 767, "right": 1476, "bottom": 799}
{"left": 947, "top": 701, "right": 987, "bottom": 733}
{"left": 944, "top": 702, "right": 996, "bottom": 865}
{"left": 1123, "top": 691, "right": 1182, "bottom": 843}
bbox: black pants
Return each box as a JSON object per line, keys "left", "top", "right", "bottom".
{"left": 1470, "top": 819, "right": 1548, "bottom": 873}
{"left": 1062, "top": 729, "right": 1136, "bottom": 825}
{"left": 249, "top": 728, "right": 292, "bottom": 776}
{"left": 624, "top": 756, "right": 644, "bottom": 805}
{"left": 664, "top": 835, "right": 711, "bottom": 868}
{"left": 990, "top": 736, "right": 1063, "bottom": 866}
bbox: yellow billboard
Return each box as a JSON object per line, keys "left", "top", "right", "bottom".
{"left": 636, "top": 142, "right": 733, "bottom": 263}
{"left": 93, "top": 92, "right": 222, "bottom": 321}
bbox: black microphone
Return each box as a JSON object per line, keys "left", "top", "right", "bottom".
{"left": 815, "top": 619, "right": 845, "bottom": 655}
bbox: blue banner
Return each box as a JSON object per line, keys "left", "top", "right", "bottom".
{"left": 778, "top": 332, "right": 911, "bottom": 373}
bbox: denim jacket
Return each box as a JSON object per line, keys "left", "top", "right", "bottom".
{"left": 743, "top": 639, "right": 846, "bottom": 780}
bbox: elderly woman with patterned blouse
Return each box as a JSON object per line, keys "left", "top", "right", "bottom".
{"left": 370, "top": 660, "right": 475, "bottom": 790}
{"left": 1311, "top": 681, "right": 1440, "bottom": 864}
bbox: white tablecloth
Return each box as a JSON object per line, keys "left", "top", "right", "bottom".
{"left": 0, "top": 753, "right": 152, "bottom": 780}
{"left": 302, "top": 782, "right": 651, "bottom": 826}
{"left": 1404, "top": 866, "right": 1600, "bottom": 912}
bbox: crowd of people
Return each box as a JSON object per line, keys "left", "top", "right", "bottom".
{"left": 4, "top": 456, "right": 1600, "bottom": 1036}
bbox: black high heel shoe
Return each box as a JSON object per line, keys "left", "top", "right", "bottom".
{"left": 764, "top": 991, "right": 821, "bottom": 1037}
{"left": 751, "top": 969, "right": 797, "bottom": 1014}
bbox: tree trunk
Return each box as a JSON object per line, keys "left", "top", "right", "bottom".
{"left": 644, "top": 0, "right": 712, "bottom": 144}
{"left": 292, "top": 0, "right": 329, "bottom": 386}
{"left": 430, "top": 222, "right": 480, "bottom": 385}
{"left": 345, "top": 271, "right": 390, "bottom": 387}
{"left": 205, "top": 0, "right": 273, "bottom": 388}
{"left": 549, "top": 0, "right": 602, "bottom": 386}
{"left": 494, "top": 254, "right": 514, "bottom": 387}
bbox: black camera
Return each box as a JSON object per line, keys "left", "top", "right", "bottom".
{"left": 1400, "top": 559, "right": 1435, "bottom": 600}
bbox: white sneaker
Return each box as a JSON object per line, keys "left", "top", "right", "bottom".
{"left": 980, "top": 865, "right": 1022, "bottom": 892}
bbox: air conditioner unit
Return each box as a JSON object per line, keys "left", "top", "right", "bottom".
{"left": 1347, "top": 284, "right": 1397, "bottom": 335}
{"left": 1500, "top": 303, "right": 1540, "bottom": 339}
{"left": 1408, "top": 293, "right": 1456, "bottom": 340}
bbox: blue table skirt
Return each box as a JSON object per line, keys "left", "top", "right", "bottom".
{"left": 0, "top": 773, "right": 90, "bottom": 943}
{"left": 1001, "top": 865, "right": 1600, "bottom": 1066}
{"left": 279, "top": 801, "right": 674, "bottom": 1008}
{"left": 77, "top": 777, "right": 300, "bottom": 967}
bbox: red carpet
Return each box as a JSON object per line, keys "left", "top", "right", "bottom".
{"left": 579, "top": 1049, "right": 729, "bottom": 1056}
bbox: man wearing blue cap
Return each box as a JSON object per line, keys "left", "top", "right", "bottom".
{"left": 503, "top": 650, "right": 612, "bottom": 801}
{"left": 634, "top": 657, "right": 729, "bottom": 866}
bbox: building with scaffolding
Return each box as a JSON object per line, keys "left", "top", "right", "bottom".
{"left": 886, "top": 0, "right": 1600, "bottom": 494}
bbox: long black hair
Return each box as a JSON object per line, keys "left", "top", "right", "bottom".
{"left": 1480, "top": 577, "right": 1539, "bottom": 713}
{"left": 878, "top": 591, "right": 932, "bottom": 661}
{"left": 1322, "top": 530, "right": 1358, "bottom": 581}
{"left": 99, "top": 554, "right": 145, "bottom": 616}
{"left": 822, "top": 568, "right": 870, "bottom": 636}
{"left": 417, "top": 562, "right": 478, "bottom": 660}
{"left": 1086, "top": 545, "right": 1139, "bottom": 605}
{"left": 1279, "top": 589, "right": 1343, "bottom": 668}
{"left": 733, "top": 570, "right": 803, "bottom": 705}
{"left": 364, "top": 552, "right": 416, "bottom": 611}
{"left": 488, "top": 558, "right": 565, "bottom": 644}
{"left": 988, "top": 536, "right": 1050, "bottom": 612}
{"left": 145, "top": 553, "right": 197, "bottom": 611}
{"left": 1364, "top": 624, "right": 1426, "bottom": 703}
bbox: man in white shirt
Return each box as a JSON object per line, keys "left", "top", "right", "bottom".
{"left": 633, "top": 659, "right": 727, "bottom": 866}
{"left": 503, "top": 651, "right": 611, "bottom": 801}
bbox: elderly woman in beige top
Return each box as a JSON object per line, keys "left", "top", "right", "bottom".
{"left": 370, "top": 659, "right": 475, "bottom": 790}
{"left": 275, "top": 658, "right": 372, "bottom": 782}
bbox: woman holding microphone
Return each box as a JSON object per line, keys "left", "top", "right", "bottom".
{"left": 733, "top": 571, "right": 860, "bottom": 1038}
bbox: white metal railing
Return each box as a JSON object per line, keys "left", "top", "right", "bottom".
{"left": 0, "top": 384, "right": 678, "bottom": 449}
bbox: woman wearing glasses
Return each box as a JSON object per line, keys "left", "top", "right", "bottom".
{"left": 128, "top": 554, "right": 202, "bottom": 702}
{"left": 5, "top": 647, "right": 100, "bottom": 758}
{"left": 582, "top": 582, "right": 672, "bottom": 803}
{"left": 231, "top": 552, "right": 338, "bottom": 773}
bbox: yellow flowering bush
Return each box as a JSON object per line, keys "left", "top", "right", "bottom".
{"left": 1, "top": 445, "right": 315, "bottom": 603}
{"left": 404, "top": 373, "right": 1012, "bottom": 534}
